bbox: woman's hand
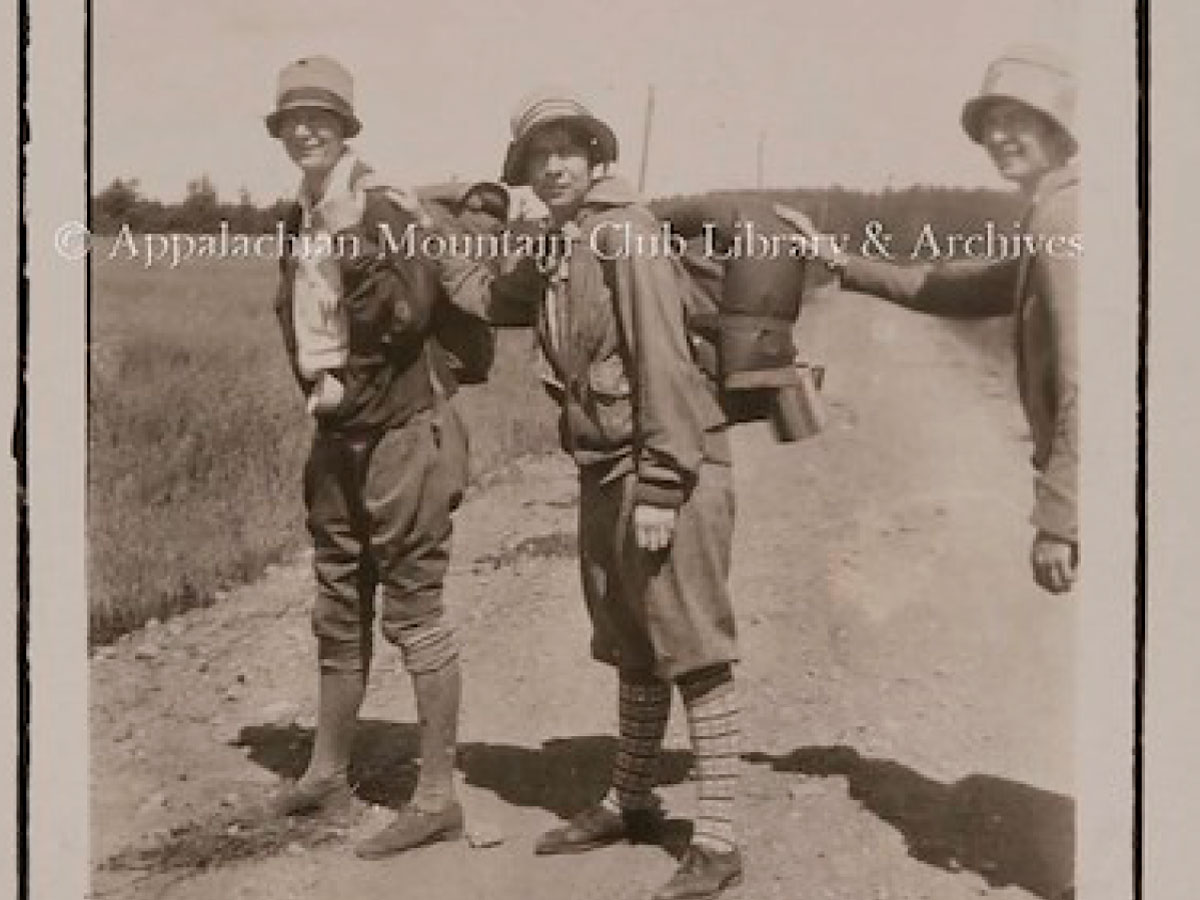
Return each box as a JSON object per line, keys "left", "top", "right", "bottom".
{"left": 634, "top": 504, "right": 677, "bottom": 552}
{"left": 1030, "top": 531, "right": 1078, "bottom": 594}
{"left": 773, "top": 203, "right": 844, "bottom": 270}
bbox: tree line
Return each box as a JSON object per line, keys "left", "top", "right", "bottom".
{"left": 91, "top": 176, "right": 294, "bottom": 236}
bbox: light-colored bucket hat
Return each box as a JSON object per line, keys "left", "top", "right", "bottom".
{"left": 501, "top": 88, "right": 618, "bottom": 186}
{"left": 265, "top": 55, "right": 362, "bottom": 139}
{"left": 960, "top": 44, "right": 1077, "bottom": 154}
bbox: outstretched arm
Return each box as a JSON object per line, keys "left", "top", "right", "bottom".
{"left": 774, "top": 202, "right": 1019, "bottom": 319}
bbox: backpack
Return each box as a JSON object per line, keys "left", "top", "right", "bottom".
{"left": 655, "top": 195, "right": 825, "bottom": 441}
{"left": 369, "top": 178, "right": 501, "bottom": 386}
{"left": 428, "top": 297, "right": 496, "bottom": 385}
{"left": 556, "top": 192, "right": 822, "bottom": 443}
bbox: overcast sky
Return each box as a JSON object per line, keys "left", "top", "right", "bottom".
{"left": 93, "top": 0, "right": 1079, "bottom": 202}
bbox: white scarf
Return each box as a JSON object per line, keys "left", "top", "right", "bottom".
{"left": 292, "top": 150, "right": 364, "bottom": 377}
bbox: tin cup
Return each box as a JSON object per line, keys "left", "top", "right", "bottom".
{"left": 770, "top": 364, "right": 826, "bottom": 442}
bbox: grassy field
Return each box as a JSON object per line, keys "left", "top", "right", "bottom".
{"left": 88, "top": 246, "right": 557, "bottom": 645}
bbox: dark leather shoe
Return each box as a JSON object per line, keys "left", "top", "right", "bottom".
{"left": 534, "top": 804, "right": 663, "bottom": 855}
{"left": 354, "top": 801, "right": 465, "bottom": 859}
{"left": 269, "top": 775, "right": 355, "bottom": 819}
{"left": 652, "top": 844, "right": 743, "bottom": 900}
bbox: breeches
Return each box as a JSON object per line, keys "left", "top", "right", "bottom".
{"left": 305, "top": 407, "right": 466, "bottom": 673}
{"left": 578, "top": 462, "right": 738, "bottom": 681}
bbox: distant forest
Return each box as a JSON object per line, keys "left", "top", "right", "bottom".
{"left": 91, "top": 176, "right": 1027, "bottom": 257}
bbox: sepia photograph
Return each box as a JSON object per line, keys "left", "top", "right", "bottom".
{"left": 21, "top": 1, "right": 1144, "bottom": 898}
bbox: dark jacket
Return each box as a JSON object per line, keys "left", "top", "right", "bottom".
{"left": 274, "top": 187, "right": 456, "bottom": 435}
{"left": 841, "top": 166, "right": 1080, "bottom": 542}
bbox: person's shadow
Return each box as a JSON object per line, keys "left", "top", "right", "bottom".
{"left": 744, "top": 745, "right": 1074, "bottom": 900}
{"left": 237, "top": 719, "right": 697, "bottom": 852}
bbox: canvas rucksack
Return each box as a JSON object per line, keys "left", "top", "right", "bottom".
{"left": 368, "top": 178, "right": 502, "bottom": 386}
{"left": 576, "top": 193, "right": 825, "bottom": 441}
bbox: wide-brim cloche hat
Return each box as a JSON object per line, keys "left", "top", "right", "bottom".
{"left": 265, "top": 55, "right": 362, "bottom": 139}
{"left": 960, "top": 44, "right": 1076, "bottom": 154}
{"left": 501, "top": 89, "right": 618, "bottom": 186}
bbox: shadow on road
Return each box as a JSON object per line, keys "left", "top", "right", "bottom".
{"left": 744, "top": 745, "right": 1074, "bottom": 900}
{"left": 238, "top": 720, "right": 694, "bottom": 823}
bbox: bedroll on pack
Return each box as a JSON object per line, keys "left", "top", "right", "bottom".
{"left": 654, "top": 195, "right": 825, "bottom": 442}
{"left": 412, "top": 181, "right": 511, "bottom": 384}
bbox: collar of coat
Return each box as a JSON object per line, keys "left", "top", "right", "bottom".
{"left": 579, "top": 173, "right": 644, "bottom": 212}
{"left": 295, "top": 149, "right": 373, "bottom": 211}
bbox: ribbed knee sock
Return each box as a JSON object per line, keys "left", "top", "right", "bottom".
{"left": 679, "top": 665, "right": 739, "bottom": 852}
{"left": 602, "top": 672, "right": 672, "bottom": 813}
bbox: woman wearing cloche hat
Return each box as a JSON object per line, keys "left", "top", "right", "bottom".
{"left": 776, "top": 44, "right": 1082, "bottom": 599}
{"left": 262, "top": 54, "right": 471, "bottom": 861}
{"left": 491, "top": 87, "right": 748, "bottom": 900}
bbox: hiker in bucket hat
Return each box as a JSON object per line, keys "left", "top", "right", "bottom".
{"left": 442, "top": 87, "right": 747, "bottom": 900}
{"left": 265, "top": 54, "right": 363, "bottom": 140}
{"left": 263, "top": 54, "right": 471, "bottom": 859}
{"left": 522, "top": 88, "right": 746, "bottom": 900}
{"left": 775, "top": 43, "right": 1081, "bottom": 598}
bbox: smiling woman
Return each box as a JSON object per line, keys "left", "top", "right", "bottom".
{"left": 774, "top": 43, "right": 1081, "bottom": 599}
{"left": 277, "top": 107, "right": 350, "bottom": 175}
{"left": 259, "top": 54, "right": 478, "bottom": 859}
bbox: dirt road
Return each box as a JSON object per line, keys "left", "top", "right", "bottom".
{"left": 90, "top": 289, "right": 1077, "bottom": 900}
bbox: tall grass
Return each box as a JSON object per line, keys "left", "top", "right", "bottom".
{"left": 89, "top": 245, "right": 556, "bottom": 645}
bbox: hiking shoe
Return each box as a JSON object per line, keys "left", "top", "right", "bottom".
{"left": 354, "top": 801, "right": 465, "bottom": 859}
{"left": 534, "top": 804, "right": 663, "bottom": 855}
{"left": 652, "top": 844, "right": 743, "bottom": 900}
{"left": 269, "top": 775, "right": 355, "bottom": 819}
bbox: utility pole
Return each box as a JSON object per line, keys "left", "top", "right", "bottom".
{"left": 638, "top": 85, "right": 655, "bottom": 194}
{"left": 756, "top": 130, "right": 765, "bottom": 190}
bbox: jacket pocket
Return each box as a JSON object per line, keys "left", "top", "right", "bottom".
{"left": 580, "top": 354, "right": 633, "bottom": 449}
{"left": 586, "top": 353, "right": 631, "bottom": 399}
